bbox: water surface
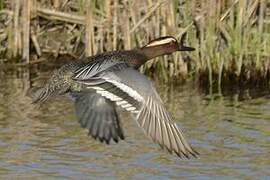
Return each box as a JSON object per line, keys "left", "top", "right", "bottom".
{"left": 0, "top": 65, "right": 269, "bottom": 179}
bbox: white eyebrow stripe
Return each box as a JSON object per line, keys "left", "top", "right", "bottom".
{"left": 145, "top": 38, "right": 176, "bottom": 47}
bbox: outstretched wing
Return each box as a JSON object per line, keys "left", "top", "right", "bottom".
{"left": 74, "top": 56, "right": 128, "bottom": 80}
{"left": 74, "top": 67, "right": 198, "bottom": 158}
{"left": 71, "top": 92, "right": 124, "bottom": 144}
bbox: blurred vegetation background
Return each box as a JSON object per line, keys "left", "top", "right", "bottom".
{"left": 0, "top": 0, "right": 269, "bottom": 87}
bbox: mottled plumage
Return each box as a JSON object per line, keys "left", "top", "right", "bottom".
{"left": 29, "top": 35, "right": 198, "bottom": 158}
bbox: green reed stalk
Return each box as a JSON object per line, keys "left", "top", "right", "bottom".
{"left": 1, "top": 0, "right": 269, "bottom": 86}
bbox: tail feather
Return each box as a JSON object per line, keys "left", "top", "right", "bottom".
{"left": 27, "top": 86, "right": 50, "bottom": 103}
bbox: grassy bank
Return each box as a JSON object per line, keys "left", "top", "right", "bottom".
{"left": 0, "top": 0, "right": 269, "bottom": 87}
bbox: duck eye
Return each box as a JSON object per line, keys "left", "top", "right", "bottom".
{"left": 170, "top": 40, "right": 176, "bottom": 45}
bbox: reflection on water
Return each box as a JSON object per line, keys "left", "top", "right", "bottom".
{"left": 0, "top": 65, "right": 269, "bottom": 179}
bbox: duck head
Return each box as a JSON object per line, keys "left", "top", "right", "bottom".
{"left": 139, "top": 34, "right": 195, "bottom": 60}
{"left": 130, "top": 34, "right": 195, "bottom": 68}
{"left": 143, "top": 34, "right": 195, "bottom": 52}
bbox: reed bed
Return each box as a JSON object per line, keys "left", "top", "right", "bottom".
{"left": 0, "top": 0, "right": 269, "bottom": 87}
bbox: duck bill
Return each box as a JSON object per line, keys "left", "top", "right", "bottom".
{"left": 178, "top": 32, "right": 195, "bottom": 51}
{"left": 179, "top": 45, "right": 195, "bottom": 51}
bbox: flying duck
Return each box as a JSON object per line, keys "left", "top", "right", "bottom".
{"left": 29, "top": 35, "right": 198, "bottom": 158}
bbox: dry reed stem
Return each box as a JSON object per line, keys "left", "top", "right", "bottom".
{"left": 12, "top": 0, "right": 21, "bottom": 57}
{"left": 85, "top": 0, "right": 92, "bottom": 56}
{"left": 22, "top": 0, "right": 31, "bottom": 63}
{"left": 0, "top": 0, "right": 269, "bottom": 85}
{"left": 258, "top": 0, "right": 266, "bottom": 34}
{"left": 220, "top": 0, "right": 239, "bottom": 22}
{"left": 36, "top": 7, "right": 86, "bottom": 25}
{"left": 113, "top": 0, "right": 117, "bottom": 50}
{"left": 129, "top": 1, "right": 167, "bottom": 34}
{"left": 30, "top": 29, "right": 41, "bottom": 56}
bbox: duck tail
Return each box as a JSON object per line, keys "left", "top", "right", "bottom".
{"left": 27, "top": 86, "right": 50, "bottom": 104}
{"left": 27, "top": 80, "right": 70, "bottom": 104}
{"left": 27, "top": 83, "right": 71, "bottom": 104}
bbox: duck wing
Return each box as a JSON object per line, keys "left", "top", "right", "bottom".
{"left": 28, "top": 56, "right": 128, "bottom": 104}
{"left": 70, "top": 92, "right": 124, "bottom": 144}
{"left": 73, "top": 67, "right": 198, "bottom": 158}
{"left": 74, "top": 57, "right": 128, "bottom": 80}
